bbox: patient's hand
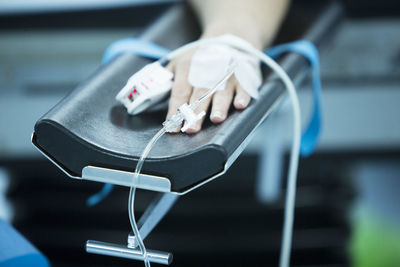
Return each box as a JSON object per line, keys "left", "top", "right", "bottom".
{"left": 165, "top": 0, "right": 289, "bottom": 133}
{"left": 165, "top": 51, "right": 251, "bottom": 133}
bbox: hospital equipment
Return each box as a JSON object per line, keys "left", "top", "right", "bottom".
{"left": 31, "top": 2, "right": 341, "bottom": 266}
{"left": 116, "top": 62, "right": 173, "bottom": 115}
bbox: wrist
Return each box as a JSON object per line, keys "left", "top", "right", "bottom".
{"left": 200, "top": 20, "right": 265, "bottom": 50}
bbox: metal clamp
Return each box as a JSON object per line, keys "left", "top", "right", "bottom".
{"left": 82, "top": 166, "right": 171, "bottom": 193}
{"left": 86, "top": 192, "right": 178, "bottom": 265}
{"left": 86, "top": 240, "right": 172, "bottom": 265}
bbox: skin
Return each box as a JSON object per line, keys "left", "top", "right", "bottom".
{"left": 166, "top": 0, "right": 290, "bottom": 133}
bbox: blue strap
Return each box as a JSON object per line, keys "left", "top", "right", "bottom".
{"left": 86, "top": 183, "right": 114, "bottom": 206}
{"left": 88, "top": 38, "right": 322, "bottom": 206}
{"left": 102, "top": 38, "right": 170, "bottom": 64}
{"left": 0, "top": 219, "right": 49, "bottom": 267}
{"left": 265, "top": 40, "right": 322, "bottom": 156}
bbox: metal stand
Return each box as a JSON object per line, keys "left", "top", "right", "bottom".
{"left": 256, "top": 113, "right": 285, "bottom": 203}
{"left": 86, "top": 240, "right": 172, "bottom": 265}
{"left": 86, "top": 192, "right": 179, "bottom": 265}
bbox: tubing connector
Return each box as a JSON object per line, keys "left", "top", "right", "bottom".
{"left": 178, "top": 103, "right": 205, "bottom": 132}
{"left": 162, "top": 103, "right": 205, "bottom": 133}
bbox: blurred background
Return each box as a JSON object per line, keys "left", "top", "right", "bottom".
{"left": 0, "top": 0, "right": 399, "bottom": 266}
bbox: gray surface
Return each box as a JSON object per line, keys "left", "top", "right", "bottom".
{"left": 320, "top": 19, "right": 400, "bottom": 80}
{"left": 0, "top": 30, "right": 138, "bottom": 159}
{"left": 0, "top": 0, "right": 177, "bottom": 15}
{"left": 247, "top": 84, "right": 400, "bottom": 152}
{"left": 0, "top": 168, "right": 12, "bottom": 222}
{"left": 247, "top": 18, "right": 400, "bottom": 153}
{"left": 353, "top": 160, "right": 400, "bottom": 223}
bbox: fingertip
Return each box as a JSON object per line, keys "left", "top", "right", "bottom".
{"left": 185, "top": 127, "right": 201, "bottom": 134}
{"left": 167, "top": 126, "right": 181, "bottom": 134}
{"left": 234, "top": 98, "right": 250, "bottom": 110}
{"left": 210, "top": 117, "right": 225, "bottom": 124}
{"left": 234, "top": 85, "right": 251, "bottom": 110}
{"left": 210, "top": 110, "right": 226, "bottom": 123}
{"left": 184, "top": 122, "right": 201, "bottom": 134}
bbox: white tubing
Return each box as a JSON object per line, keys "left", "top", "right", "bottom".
{"left": 254, "top": 49, "right": 301, "bottom": 267}
{"left": 129, "top": 128, "right": 168, "bottom": 267}
{"left": 166, "top": 35, "right": 300, "bottom": 267}
{"left": 131, "top": 35, "right": 300, "bottom": 267}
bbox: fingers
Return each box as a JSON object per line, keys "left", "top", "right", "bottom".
{"left": 185, "top": 87, "right": 213, "bottom": 134}
{"left": 167, "top": 59, "right": 252, "bottom": 134}
{"left": 166, "top": 63, "right": 192, "bottom": 118}
{"left": 233, "top": 84, "right": 251, "bottom": 110}
{"left": 166, "top": 60, "right": 192, "bottom": 132}
{"left": 210, "top": 76, "right": 235, "bottom": 123}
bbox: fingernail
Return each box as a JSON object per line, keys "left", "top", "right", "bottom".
{"left": 236, "top": 99, "right": 248, "bottom": 108}
{"left": 211, "top": 111, "right": 225, "bottom": 120}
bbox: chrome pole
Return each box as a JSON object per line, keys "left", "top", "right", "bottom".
{"left": 86, "top": 240, "right": 172, "bottom": 265}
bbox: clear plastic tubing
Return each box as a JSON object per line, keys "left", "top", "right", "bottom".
{"left": 128, "top": 127, "right": 167, "bottom": 267}
{"left": 128, "top": 69, "right": 236, "bottom": 267}
{"left": 128, "top": 36, "right": 300, "bottom": 267}
{"left": 168, "top": 38, "right": 301, "bottom": 267}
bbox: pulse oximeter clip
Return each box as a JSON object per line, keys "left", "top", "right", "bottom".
{"left": 116, "top": 61, "right": 173, "bottom": 115}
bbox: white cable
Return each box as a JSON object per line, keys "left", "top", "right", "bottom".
{"left": 253, "top": 50, "right": 301, "bottom": 267}
{"left": 130, "top": 35, "right": 301, "bottom": 267}
{"left": 129, "top": 70, "right": 237, "bottom": 267}
{"left": 166, "top": 35, "right": 300, "bottom": 267}
{"left": 129, "top": 128, "right": 167, "bottom": 267}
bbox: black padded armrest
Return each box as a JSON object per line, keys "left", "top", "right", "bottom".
{"left": 33, "top": 2, "right": 342, "bottom": 193}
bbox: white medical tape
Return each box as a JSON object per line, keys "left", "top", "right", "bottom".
{"left": 188, "top": 38, "right": 262, "bottom": 99}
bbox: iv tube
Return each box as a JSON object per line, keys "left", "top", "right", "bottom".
{"left": 128, "top": 68, "right": 237, "bottom": 267}
{"left": 128, "top": 127, "right": 167, "bottom": 267}
{"left": 129, "top": 34, "right": 300, "bottom": 267}
{"left": 165, "top": 36, "right": 301, "bottom": 267}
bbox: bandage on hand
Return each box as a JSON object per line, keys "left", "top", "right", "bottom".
{"left": 166, "top": 35, "right": 262, "bottom": 134}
